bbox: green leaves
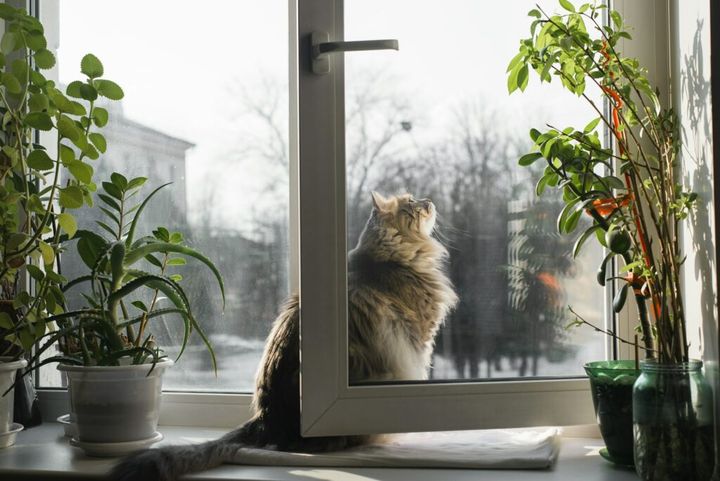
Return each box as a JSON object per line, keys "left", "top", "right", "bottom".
{"left": 89, "top": 133, "right": 107, "bottom": 153}
{"left": 57, "top": 114, "right": 81, "bottom": 141}
{"left": 95, "top": 79, "right": 124, "bottom": 100}
{"left": 93, "top": 107, "right": 109, "bottom": 127}
{"left": 559, "top": 0, "right": 576, "bottom": 12}
{"left": 0, "top": 31, "right": 17, "bottom": 54}
{"left": 1, "top": 72, "right": 21, "bottom": 94}
{"left": 518, "top": 152, "right": 543, "bottom": 166}
{"left": 60, "top": 170, "right": 223, "bottom": 369}
{"left": 26, "top": 150, "right": 54, "bottom": 170}
{"left": 583, "top": 117, "right": 601, "bottom": 133}
{"left": 59, "top": 186, "right": 84, "bottom": 209}
{"left": 24, "top": 112, "right": 53, "bottom": 130}
{"left": 81, "top": 54, "right": 104, "bottom": 78}
{"left": 58, "top": 212, "right": 78, "bottom": 238}
{"left": 507, "top": 63, "right": 529, "bottom": 94}
{"left": 573, "top": 224, "right": 603, "bottom": 258}
{"left": 34, "top": 49, "right": 55, "bottom": 69}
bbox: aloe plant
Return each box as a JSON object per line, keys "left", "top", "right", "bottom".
{"left": 21, "top": 172, "right": 224, "bottom": 370}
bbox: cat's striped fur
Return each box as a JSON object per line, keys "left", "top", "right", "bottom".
{"left": 110, "top": 192, "right": 457, "bottom": 481}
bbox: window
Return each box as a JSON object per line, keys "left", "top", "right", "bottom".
{"left": 296, "top": 0, "right": 649, "bottom": 436}
{"left": 34, "top": 0, "right": 673, "bottom": 433}
{"left": 38, "top": 0, "right": 290, "bottom": 393}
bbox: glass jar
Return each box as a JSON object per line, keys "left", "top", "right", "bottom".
{"left": 633, "top": 359, "right": 715, "bottom": 481}
{"left": 584, "top": 360, "right": 639, "bottom": 466}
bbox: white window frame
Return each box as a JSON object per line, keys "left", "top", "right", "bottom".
{"left": 296, "top": 0, "right": 670, "bottom": 437}
{"left": 33, "top": 0, "right": 677, "bottom": 432}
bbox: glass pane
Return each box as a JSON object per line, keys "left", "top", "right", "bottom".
{"left": 40, "top": 0, "right": 288, "bottom": 392}
{"left": 345, "top": 0, "right": 605, "bottom": 383}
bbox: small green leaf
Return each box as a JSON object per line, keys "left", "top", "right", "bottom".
{"left": 1, "top": 72, "right": 21, "bottom": 94}
{"left": 127, "top": 177, "right": 148, "bottom": 190}
{"left": 507, "top": 64, "right": 521, "bottom": 94}
{"left": 68, "top": 161, "right": 94, "bottom": 184}
{"left": 30, "top": 70, "right": 47, "bottom": 87}
{"left": 506, "top": 52, "right": 525, "bottom": 73}
{"left": 95, "top": 79, "right": 124, "bottom": 100}
{"left": 75, "top": 230, "right": 109, "bottom": 269}
{"left": 38, "top": 240, "right": 55, "bottom": 265}
{"left": 28, "top": 93, "right": 49, "bottom": 112}
{"left": 98, "top": 193, "right": 121, "bottom": 211}
{"left": 58, "top": 212, "right": 78, "bottom": 238}
{"left": 0, "top": 312, "right": 13, "bottom": 329}
{"left": 583, "top": 117, "right": 601, "bottom": 133}
{"left": 58, "top": 186, "right": 84, "bottom": 209}
{"left": 88, "top": 133, "right": 107, "bottom": 153}
{"left": 66, "top": 81, "right": 83, "bottom": 99}
{"left": 111, "top": 172, "right": 128, "bottom": 190}
{"left": 79, "top": 84, "right": 98, "bottom": 101}
{"left": 131, "top": 300, "right": 148, "bottom": 312}
{"left": 93, "top": 107, "right": 108, "bottom": 127}
{"left": 573, "top": 225, "right": 603, "bottom": 258}
{"left": 102, "top": 181, "right": 123, "bottom": 200}
{"left": 57, "top": 115, "right": 81, "bottom": 141}
{"left": 34, "top": 49, "right": 56, "bottom": 69}
{"left": 25, "top": 112, "right": 53, "bottom": 131}
{"left": 26, "top": 264, "right": 45, "bottom": 282}
{"left": 26, "top": 31, "right": 47, "bottom": 51}
{"left": 518, "top": 152, "right": 543, "bottom": 167}
{"left": 603, "top": 176, "right": 626, "bottom": 190}
{"left": 26, "top": 150, "right": 54, "bottom": 170}
{"left": 0, "top": 32, "right": 17, "bottom": 54}
{"left": 145, "top": 254, "right": 163, "bottom": 268}
{"left": 166, "top": 257, "right": 187, "bottom": 266}
{"left": 517, "top": 64, "right": 529, "bottom": 91}
{"left": 559, "top": 0, "right": 576, "bottom": 12}
{"left": 81, "top": 54, "right": 104, "bottom": 78}
{"left": 59, "top": 144, "right": 75, "bottom": 163}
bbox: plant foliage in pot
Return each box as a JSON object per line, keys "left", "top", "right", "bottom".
{"left": 508, "top": 1, "right": 714, "bottom": 479}
{"left": 17, "top": 173, "right": 225, "bottom": 455}
{"left": 0, "top": 3, "right": 122, "bottom": 434}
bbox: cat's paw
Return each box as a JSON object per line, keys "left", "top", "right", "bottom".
{"left": 109, "top": 448, "right": 173, "bottom": 481}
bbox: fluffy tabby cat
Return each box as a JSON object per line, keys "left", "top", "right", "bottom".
{"left": 110, "top": 192, "right": 457, "bottom": 481}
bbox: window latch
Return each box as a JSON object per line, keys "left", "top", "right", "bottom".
{"left": 311, "top": 31, "right": 398, "bottom": 75}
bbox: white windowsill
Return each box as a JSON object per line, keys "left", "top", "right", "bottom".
{"left": 0, "top": 423, "right": 639, "bottom": 481}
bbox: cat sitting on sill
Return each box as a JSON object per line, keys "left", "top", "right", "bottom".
{"left": 110, "top": 191, "right": 458, "bottom": 481}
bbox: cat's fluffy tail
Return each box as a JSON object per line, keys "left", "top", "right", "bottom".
{"left": 109, "top": 416, "right": 263, "bottom": 481}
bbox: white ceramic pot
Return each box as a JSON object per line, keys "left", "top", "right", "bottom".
{"left": 0, "top": 357, "right": 27, "bottom": 443}
{"left": 58, "top": 359, "right": 173, "bottom": 443}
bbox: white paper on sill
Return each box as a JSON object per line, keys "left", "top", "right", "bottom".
{"left": 227, "top": 427, "right": 561, "bottom": 469}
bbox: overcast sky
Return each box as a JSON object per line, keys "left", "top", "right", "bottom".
{"left": 56, "top": 0, "right": 599, "bottom": 224}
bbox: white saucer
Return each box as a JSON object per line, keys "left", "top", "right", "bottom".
{"left": 0, "top": 423, "right": 23, "bottom": 448}
{"left": 70, "top": 431, "right": 163, "bottom": 457}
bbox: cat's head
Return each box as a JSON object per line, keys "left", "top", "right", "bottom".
{"left": 370, "top": 191, "right": 436, "bottom": 239}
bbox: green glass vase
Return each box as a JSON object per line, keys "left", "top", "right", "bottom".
{"left": 633, "top": 359, "right": 716, "bottom": 481}
{"left": 584, "top": 360, "right": 639, "bottom": 466}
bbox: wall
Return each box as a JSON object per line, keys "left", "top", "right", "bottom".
{"left": 670, "top": 0, "right": 720, "bottom": 471}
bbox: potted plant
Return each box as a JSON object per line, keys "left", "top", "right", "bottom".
{"left": 16, "top": 172, "right": 225, "bottom": 456}
{"left": 0, "top": 3, "right": 121, "bottom": 441}
{"left": 508, "top": 1, "right": 715, "bottom": 479}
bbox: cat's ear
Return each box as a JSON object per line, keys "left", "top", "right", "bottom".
{"left": 371, "top": 191, "right": 390, "bottom": 213}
